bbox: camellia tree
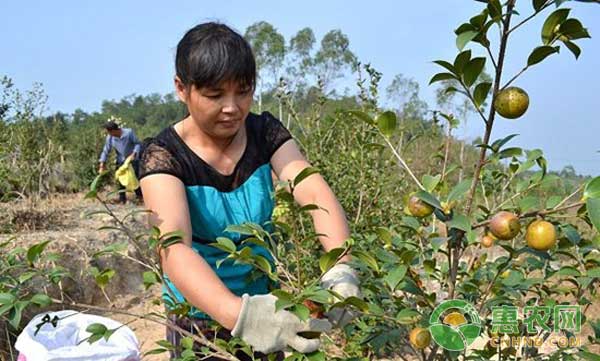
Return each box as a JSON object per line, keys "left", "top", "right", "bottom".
{"left": 335, "top": 0, "right": 600, "bottom": 359}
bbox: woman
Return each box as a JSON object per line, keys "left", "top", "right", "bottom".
{"left": 139, "top": 22, "right": 360, "bottom": 360}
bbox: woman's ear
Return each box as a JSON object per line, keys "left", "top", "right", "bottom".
{"left": 174, "top": 76, "right": 188, "bottom": 103}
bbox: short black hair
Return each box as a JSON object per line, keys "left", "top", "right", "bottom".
{"left": 103, "top": 121, "right": 120, "bottom": 131}
{"left": 175, "top": 22, "right": 256, "bottom": 90}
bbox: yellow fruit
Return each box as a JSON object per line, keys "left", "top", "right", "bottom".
{"left": 526, "top": 220, "right": 557, "bottom": 251}
{"left": 408, "top": 196, "right": 434, "bottom": 218}
{"left": 489, "top": 211, "right": 521, "bottom": 240}
{"left": 409, "top": 327, "right": 431, "bottom": 349}
{"left": 494, "top": 87, "right": 530, "bottom": 119}
{"left": 481, "top": 235, "right": 495, "bottom": 248}
{"left": 443, "top": 312, "right": 468, "bottom": 327}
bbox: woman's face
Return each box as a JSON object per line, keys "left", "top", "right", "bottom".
{"left": 175, "top": 78, "right": 253, "bottom": 140}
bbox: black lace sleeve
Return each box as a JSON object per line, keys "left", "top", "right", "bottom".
{"left": 138, "top": 138, "right": 184, "bottom": 181}
{"left": 262, "top": 112, "right": 293, "bottom": 159}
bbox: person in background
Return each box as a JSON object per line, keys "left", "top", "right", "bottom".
{"left": 98, "top": 119, "right": 143, "bottom": 204}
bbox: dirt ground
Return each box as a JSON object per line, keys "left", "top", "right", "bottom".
{"left": 1, "top": 193, "right": 598, "bottom": 360}
{"left": 0, "top": 193, "right": 168, "bottom": 360}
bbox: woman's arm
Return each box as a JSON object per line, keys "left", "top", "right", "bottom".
{"left": 270, "top": 139, "right": 351, "bottom": 258}
{"left": 140, "top": 174, "right": 242, "bottom": 329}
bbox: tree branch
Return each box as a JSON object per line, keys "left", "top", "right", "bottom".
{"left": 473, "top": 201, "right": 585, "bottom": 229}
{"left": 501, "top": 66, "right": 528, "bottom": 90}
{"left": 507, "top": 1, "right": 557, "bottom": 35}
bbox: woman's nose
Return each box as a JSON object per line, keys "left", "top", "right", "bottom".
{"left": 221, "top": 96, "right": 239, "bottom": 113}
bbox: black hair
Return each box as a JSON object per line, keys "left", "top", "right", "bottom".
{"left": 176, "top": 22, "right": 256, "bottom": 91}
{"left": 103, "top": 121, "right": 119, "bottom": 131}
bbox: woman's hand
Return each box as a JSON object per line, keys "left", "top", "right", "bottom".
{"left": 320, "top": 263, "right": 362, "bottom": 327}
{"left": 231, "top": 294, "right": 332, "bottom": 354}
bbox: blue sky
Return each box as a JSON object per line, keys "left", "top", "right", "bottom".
{"left": 2, "top": 0, "right": 599, "bottom": 175}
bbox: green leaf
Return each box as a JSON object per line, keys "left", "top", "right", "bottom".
{"left": 344, "top": 296, "right": 369, "bottom": 312}
{"left": 470, "top": 11, "right": 488, "bottom": 28}
{"left": 584, "top": 177, "right": 600, "bottom": 199}
{"left": 453, "top": 50, "right": 472, "bottom": 74}
{"left": 488, "top": 0, "right": 503, "bottom": 19}
{"left": 396, "top": 308, "right": 421, "bottom": 324}
{"left": 518, "top": 196, "right": 539, "bottom": 212}
{"left": 384, "top": 265, "right": 408, "bottom": 291}
{"left": 527, "top": 45, "right": 560, "bottom": 66}
{"left": 319, "top": 248, "right": 345, "bottom": 273}
{"left": 422, "top": 174, "right": 441, "bottom": 193}
{"left": 89, "top": 173, "right": 105, "bottom": 192}
{"left": 352, "top": 250, "right": 379, "bottom": 273}
{"left": 473, "top": 82, "right": 492, "bottom": 107}
{"left": 502, "top": 270, "right": 525, "bottom": 286}
{"left": 213, "top": 237, "right": 237, "bottom": 253}
{"left": 225, "top": 224, "right": 255, "bottom": 236}
{"left": 542, "top": 9, "right": 570, "bottom": 44}
{"left": 456, "top": 31, "right": 478, "bottom": 51}
{"left": 447, "top": 179, "right": 472, "bottom": 203}
{"left": 578, "top": 351, "right": 600, "bottom": 361}
{"left": 26, "top": 240, "right": 51, "bottom": 266}
{"left": 463, "top": 57, "right": 486, "bottom": 87}
{"left": 8, "top": 301, "right": 28, "bottom": 329}
{"left": 497, "top": 147, "right": 523, "bottom": 159}
{"left": 546, "top": 195, "right": 562, "bottom": 209}
{"left": 0, "top": 304, "right": 13, "bottom": 316}
{"left": 376, "top": 111, "right": 397, "bottom": 137}
{"left": 272, "top": 289, "right": 293, "bottom": 303}
{"left": 254, "top": 256, "right": 273, "bottom": 275}
{"left": 347, "top": 110, "right": 375, "bottom": 126}
{"left": 143, "top": 271, "right": 160, "bottom": 289}
{"left": 561, "top": 224, "right": 581, "bottom": 245}
{"left": 587, "top": 198, "right": 600, "bottom": 232}
{"left": 306, "top": 351, "right": 326, "bottom": 361}
{"left": 0, "top": 293, "right": 16, "bottom": 305}
{"left": 563, "top": 40, "right": 581, "bottom": 59}
{"left": 533, "top": 0, "right": 549, "bottom": 11}
{"left": 306, "top": 290, "right": 330, "bottom": 304}
{"left": 30, "top": 294, "right": 52, "bottom": 307}
{"left": 86, "top": 323, "right": 108, "bottom": 335}
{"left": 156, "top": 340, "right": 175, "bottom": 350}
{"left": 556, "top": 266, "right": 581, "bottom": 277}
{"left": 293, "top": 167, "right": 319, "bottom": 188}
{"left": 449, "top": 214, "right": 471, "bottom": 232}
{"left": 401, "top": 216, "right": 421, "bottom": 231}
{"left": 92, "top": 242, "right": 129, "bottom": 258}
{"left": 586, "top": 267, "right": 600, "bottom": 278}
{"left": 181, "top": 336, "right": 194, "bottom": 350}
{"left": 444, "top": 86, "right": 459, "bottom": 94}
{"left": 491, "top": 133, "right": 519, "bottom": 152}
{"left": 290, "top": 304, "right": 310, "bottom": 321}
{"left": 560, "top": 18, "right": 590, "bottom": 39}
{"left": 414, "top": 190, "right": 443, "bottom": 210}
{"left": 455, "top": 23, "right": 477, "bottom": 35}
{"left": 433, "top": 60, "right": 457, "bottom": 75}
{"left": 18, "top": 271, "right": 37, "bottom": 284}
{"left": 376, "top": 227, "right": 393, "bottom": 245}
{"left": 429, "top": 72, "right": 457, "bottom": 85}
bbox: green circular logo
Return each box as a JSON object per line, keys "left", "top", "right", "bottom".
{"left": 428, "top": 300, "right": 482, "bottom": 351}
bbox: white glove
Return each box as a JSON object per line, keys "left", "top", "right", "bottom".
{"left": 231, "top": 294, "right": 332, "bottom": 354}
{"left": 320, "top": 263, "right": 361, "bottom": 328}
